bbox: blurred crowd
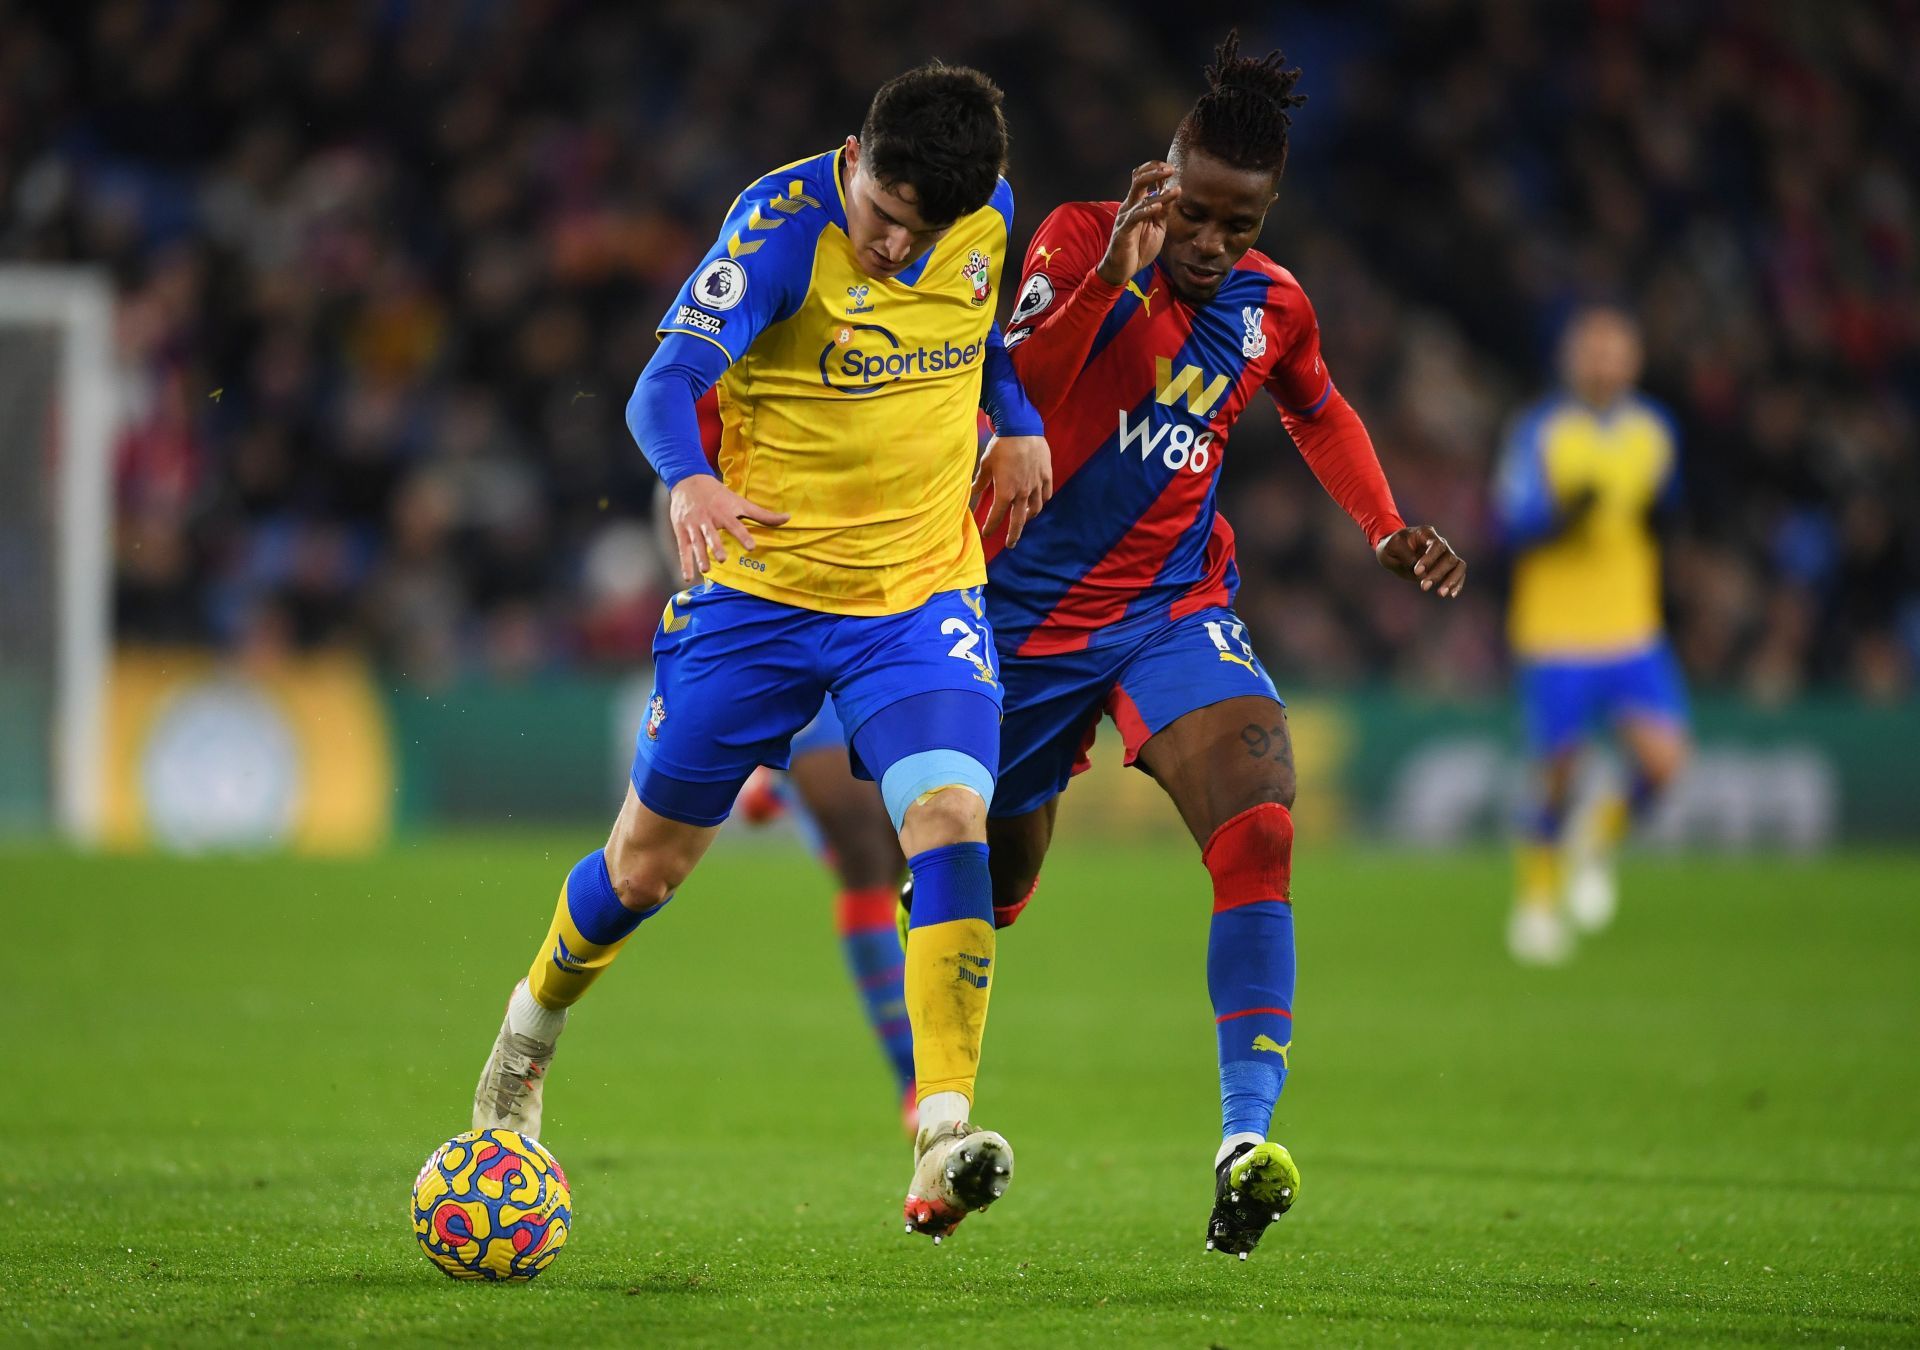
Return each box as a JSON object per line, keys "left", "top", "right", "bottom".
{"left": 2, "top": 0, "right": 1914, "bottom": 699}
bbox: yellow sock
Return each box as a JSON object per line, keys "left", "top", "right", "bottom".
{"left": 1517, "top": 842, "right": 1562, "bottom": 912}
{"left": 1594, "top": 792, "right": 1631, "bottom": 850}
{"left": 525, "top": 884, "right": 628, "bottom": 1010}
{"left": 524, "top": 852, "right": 661, "bottom": 1011}
{"left": 904, "top": 916, "right": 996, "bottom": 1104}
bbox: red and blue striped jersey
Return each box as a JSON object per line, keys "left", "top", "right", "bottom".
{"left": 987, "top": 201, "right": 1403, "bottom": 656}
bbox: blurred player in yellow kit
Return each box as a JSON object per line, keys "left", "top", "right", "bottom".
{"left": 1494, "top": 305, "right": 1691, "bottom": 964}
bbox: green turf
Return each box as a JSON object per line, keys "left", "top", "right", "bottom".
{"left": 4, "top": 835, "right": 1917, "bottom": 1346}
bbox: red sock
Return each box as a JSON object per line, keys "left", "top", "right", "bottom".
{"left": 993, "top": 877, "right": 1038, "bottom": 929}
{"left": 835, "top": 885, "right": 898, "bottom": 935}
{"left": 836, "top": 885, "right": 914, "bottom": 1090}
{"left": 1202, "top": 802, "right": 1294, "bottom": 909}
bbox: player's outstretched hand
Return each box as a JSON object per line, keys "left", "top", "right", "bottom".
{"left": 1097, "top": 162, "right": 1180, "bottom": 287}
{"left": 1376, "top": 525, "right": 1467, "bottom": 598}
{"left": 973, "top": 435, "right": 1054, "bottom": 548}
{"left": 668, "top": 474, "right": 791, "bottom": 583}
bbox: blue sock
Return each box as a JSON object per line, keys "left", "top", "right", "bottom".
{"left": 566, "top": 851, "right": 665, "bottom": 943}
{"left": 1210, "top": 900, "right": 1296, "bottom": 1140}
{"left": 905, "top": 843, "right": 994, "bottom": 929}
{"left": 836, "top": 887, "right": 914, "bottom": 1091}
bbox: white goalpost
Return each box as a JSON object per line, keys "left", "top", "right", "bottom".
{"left": 0, "top": 265, "right": 115, "bottom": 842}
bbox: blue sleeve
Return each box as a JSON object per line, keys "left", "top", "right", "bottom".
{"left": 626, "top": 335, "right": 731, "bottom": 489}
{"left": 1493, "top": 406, "right": 1557, "bottom": 550}
{"left": 639, "top": 167, "right": 825, "bottom": 485}
{"left": 655, "top": 173, "right": 821, "bottom": 363}
{"left": 979, "top": 323, "right": 1045, "bottom": 436}
{"left": 1648, "top": 399, "right": 1684, "bottom": 516}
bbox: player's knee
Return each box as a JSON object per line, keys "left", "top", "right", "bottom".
{"left": 1540, "top": 752, "right": 1581, "bottom": 803}
{"left": 986, "top": 835, "right": 1044, "bottom": 915}
{"left": 1270, "top": 765, "right": 1298, "bottom": 811}
{"left": 602, "top": 835, "right": 699, "bottom": 912}
{"left": 882, "top": 747, "right": 994, "bottom": 851}
{"left": 1223, "top": 773, "right": 1295, "bottom": 821}
{"left": 898, "top": 784, "right": 987, "bottom": 852}
{"left": 1638, "top": 732, "right": 1691, "bottom": 789}
{"left": 990, "top": 873, "right": 1038, "bottom": 928}
{"left": 988, "top": 858, "right": 1038, "bottom": 914}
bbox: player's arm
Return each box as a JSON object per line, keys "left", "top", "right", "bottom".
{"left": 966, "top": 178, "right": 1054, "bottom": 546}
{"left": 974, "top": 322, "right": 1052, "bottom": 545}
{"left": 1650, "top": 401, "right": 1684, "bottom": 521}
{"left": 628, "top": 185, "right": 815, "bottom": 582}
{"left": 1267, "top": 297, "right": 1466, "bottom": 598}
{"left": 979, "top": 321, "right": 1043, "bottom": 438}
{"left": 1491, "top": 407, "right": 1588, "bottom": 549}
{"left": 1004, "top": 166, "right": 1175, "bottom": 418}
{"left": 627, "top": 339, "right": 787, "bottom": 584}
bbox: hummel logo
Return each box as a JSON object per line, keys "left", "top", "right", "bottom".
{"left": 1125, "top": 279, "right": 1156, "bottom": 314}
{"left": 958, "top": 953, "right": 992, "bottom": 989}
{"left": 552, "top": 935, "right": 589, "bottom": 974}
{"left": 1252, "top": 1034, "right": 1291, "bottom": 1066}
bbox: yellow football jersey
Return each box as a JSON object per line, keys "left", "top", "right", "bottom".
{"left": 1495, "top": 394, "right": 1678, "bottom": 657}
{"left": 655, "top": 147, "right": 1014, "bottom": 615}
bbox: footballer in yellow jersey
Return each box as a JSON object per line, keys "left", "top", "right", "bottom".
{"left": 470, "top": 64, "right": 1052, "bottom": 1244}
{"left": 1494, "top": 306, "right": 1691, "bottom": 964}
{"left": 654, "top": 144, "right": 1020, "bottom": 614}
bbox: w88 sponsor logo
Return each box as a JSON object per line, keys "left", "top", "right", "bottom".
{"left": 1117, "top": 407, "right": 1217, "bottom": 474}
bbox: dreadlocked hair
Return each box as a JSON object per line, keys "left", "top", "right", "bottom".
{"left": 1174, "top": 30, "right": 1306, "bottom": 179}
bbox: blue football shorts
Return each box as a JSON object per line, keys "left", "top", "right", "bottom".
{"left": 788, "top": 696, "right": 851, "bottom": 760}
{"left": 1517, "top": 639, "right": 1689, "bottom": 757}
{"left": 992, "top": 606, "right": 1283, "bottom": 820}
{"left": 632, "top": 581, "right": 1002, "bottom": 828}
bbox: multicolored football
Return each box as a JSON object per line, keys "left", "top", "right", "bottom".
{"left": 411, "top": 1129, "right": 571, "bottom": 1281}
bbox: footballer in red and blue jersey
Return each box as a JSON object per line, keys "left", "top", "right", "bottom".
{"left": 968, "top": 33, "right": 1469, "bottom": 1260}
{"left": 986, "top": 195, "right": 1420, "bottom": 811}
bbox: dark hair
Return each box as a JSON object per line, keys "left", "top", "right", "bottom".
{"left": 860, "top": 61, "right": 1008, "bottom": 225}
{"left": 1173, "top": 30, "right": 1306, "bottom": 180}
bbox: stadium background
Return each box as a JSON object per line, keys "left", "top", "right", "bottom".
{"left": 4, "top": 3, "right": 1918, "bottom": 1344}
{"left": 1, "top": 0, "right": 1915, "bottom": 848}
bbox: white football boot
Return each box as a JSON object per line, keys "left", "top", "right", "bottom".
{"left": 1565, "top": 857, "right": 1619, "bottom": 933}
{"left": 902, "top": 1120, "right": 1013, "bottom": 1242}
{"left": 472, "top": 982, "right": 564, "bottom": 1139}
{"left": 1507, "top": 905, "right": 1574, "bottom": 967}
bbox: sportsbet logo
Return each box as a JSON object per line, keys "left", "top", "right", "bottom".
{"left": 819, "top": 323, "right": 986, "bottom": 395}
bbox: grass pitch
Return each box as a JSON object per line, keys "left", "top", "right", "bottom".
{"left": 4, "top": 834, "right": 1917, "bottom": 1346}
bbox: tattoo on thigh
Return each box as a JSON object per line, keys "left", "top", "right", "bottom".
{"left": 1240, "top": 723, "right": 1288, "bottom": 761}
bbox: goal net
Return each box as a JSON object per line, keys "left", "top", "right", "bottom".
{"left": 0, "top": 266, "right": 114, "bottom": 841}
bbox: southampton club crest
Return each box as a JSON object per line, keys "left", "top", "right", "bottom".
{"left": 963, "top": 249, "right": 992, "bottom": 306}
{"left": 646, "top": 693, "right": 667, "bottom": 741}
